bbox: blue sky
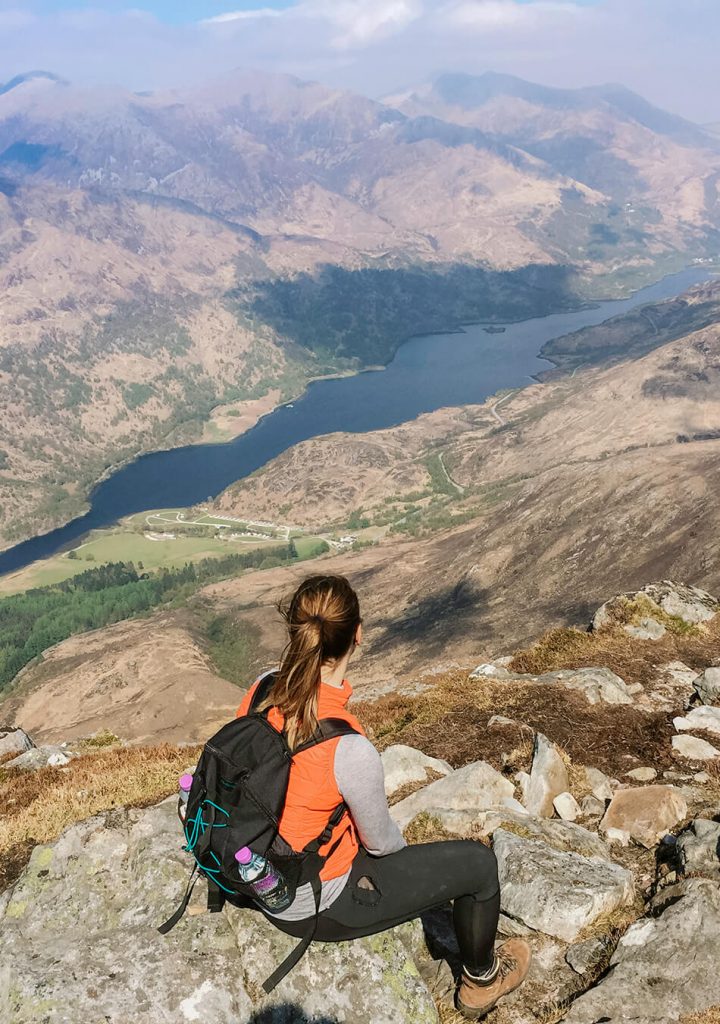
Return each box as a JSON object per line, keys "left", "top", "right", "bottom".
{"left": 15, "top": 0, "right": 601, "bottom": 20}
{"left": 4, "top": 0, "right": 295, "bottom": 18}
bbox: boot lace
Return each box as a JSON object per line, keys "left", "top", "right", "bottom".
{"left": 497, "top": 951, "right": 518, "bottom": 979}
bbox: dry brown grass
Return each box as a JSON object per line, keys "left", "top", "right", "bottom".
{"left": 388, "top": 769, "right": 446, "bottom": 806}
{"left": 575, "top": 895, "right": 645, "bottom": 944}
{"left": 355, "top": 670, "right": 675, "bottom": 776}
{"left": 682, "top": 1009, "right": 720, "bottom": 1024}
{"left": 509, "top": 615, "right": 720, "bottom": 685}
{"left": 403, "top": 812, "right": 463, "bottom": 845}
{"left": 76, "top": 729, "right": 121, "bottom": 749}
{"left": 437, "top": 1003, "right": 466, "bottom": 1024}
{"left": 0, "top": 743, "right": 200, "bottom": 892}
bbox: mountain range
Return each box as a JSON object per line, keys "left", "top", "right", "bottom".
{"left": 0, "top": 68, "right": 719, "bottom": 547}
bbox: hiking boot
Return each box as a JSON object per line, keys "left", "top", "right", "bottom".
{"left": 455, "top": 938, "right": 532, "bottom": 1020}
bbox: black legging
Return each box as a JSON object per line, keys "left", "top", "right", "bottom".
{"left": 265, "top": 840, "right": 500, "bottom": 976}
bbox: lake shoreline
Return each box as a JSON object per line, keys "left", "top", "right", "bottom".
{"left": 0, "top": 263, "right": 714, "bottom": 577}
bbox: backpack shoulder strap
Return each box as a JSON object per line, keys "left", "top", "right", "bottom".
{"left": 292, "top": 718, "right": 359, "bottom": 755}
{"left": 248, "top": 671, "right": 277, "bottom": 715}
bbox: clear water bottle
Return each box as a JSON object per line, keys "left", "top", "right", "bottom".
{"left": 234, "top": 847, "right": 292, "bottom": 912}
{"left": 178, "top": 773, "right": 193, "bottom": 822}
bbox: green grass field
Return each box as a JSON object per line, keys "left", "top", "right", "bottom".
{"left": 0, "top": 509, "right": 330, "bottom": 596}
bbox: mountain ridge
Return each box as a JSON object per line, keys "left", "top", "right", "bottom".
{"left": 387, "top": 71, "right": 718, "bottom": 149}
{"left": 0, "top": 67, "right": 718, "bottom": 551}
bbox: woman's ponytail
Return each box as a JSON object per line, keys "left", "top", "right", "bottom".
{"left": 257, "top": 575, "right": 361, "bottom": 749}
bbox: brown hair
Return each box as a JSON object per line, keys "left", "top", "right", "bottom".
{"left": 258, "top": 574, "right": 361, "bottom": 750}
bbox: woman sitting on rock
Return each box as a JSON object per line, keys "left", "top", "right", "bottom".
{"left": 236, "top": 573, "right": 531, "bottom": 1019}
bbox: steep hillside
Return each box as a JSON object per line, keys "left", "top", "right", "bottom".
{"left": 0, "top": 69, "right": 718, "bottom": 548}
{"left": 389, "top": 72, "right": 720, "bottom": 271}
{"left": 205, "top": 285, "right": 720, "bottom": 688}
{"left": 0, "top": 610, "right": 247, "bottom": 746}
{"left": 5, "top": 281, "right": 716, "bottom": 709}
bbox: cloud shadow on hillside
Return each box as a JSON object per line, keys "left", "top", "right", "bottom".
{"left": 370, "top": 580, "right": 491, "bottom": 664}
{"left": 241, "top": 261, "right": 582, "bottom": 367}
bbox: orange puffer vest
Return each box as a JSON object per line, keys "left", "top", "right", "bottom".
{"left": 237, "top": 676, "right": 363, "bottom": 881}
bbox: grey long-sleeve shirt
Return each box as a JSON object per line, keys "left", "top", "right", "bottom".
{"left": 264, "top": 734, "right": 406, "bottom": 921}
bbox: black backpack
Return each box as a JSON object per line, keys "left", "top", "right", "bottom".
{"left": 159, "top": 672, "right": 358, "bottom": 992}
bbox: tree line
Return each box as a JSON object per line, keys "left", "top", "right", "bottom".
{"left": 0, "top": 544, "right": 314, "bottom": 694}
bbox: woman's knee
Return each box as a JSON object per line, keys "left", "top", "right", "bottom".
{"left": 463, "top": 839, "right": 499, "bottom": 901}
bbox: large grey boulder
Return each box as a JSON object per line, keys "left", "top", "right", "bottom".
{"left": 390, "top": 760, "right": 515, "bottom": 832}
{"left": 0, "top": 799, "right": 438, "bottom": 1024}
{"left": 600, "top": 786, "right": 687, "bottom": 849}
{"left": 565, "top": 879, "right": 720, "bottom": 1023}
{"left": 478, "top": 666, "right": 634, "bottom": 705}
{"left": 468, "top": 663, "right": 510, "bottom": 679}
{"left": 694, "top": 666, "right": 720, "bottom": 706}
{"left": 674, "top": 705, "right": 720, "bottom": 736}
{"left": 0, "top": 726, "right": 34, "bottom": 759}
{"left": 476, "top": 810, "right": 610, "bottom": 859}
{"left": 643, "top": 661, "right": 698, "bottom": 711}
{"left": 520, "top": 733, "right": 569, "bottom": 818}
{"left": 584, "top": 766, "right": 614, "bottom": 802}
{"left": 624, "top": 617, "right": 666, "bottom": 640}
{"left": 538, "top": 668, "right": 634, "bottom": 705}
{"left": 672, "top": 734, "right": 720, "bottom": 760}
{"left": 677, "top": 819, "right": 720, "bottom": 879}
{"left": 493, "top": 829, "right": 635, "bottom": 943}
{"left": 593, "top": 582, "right": 719, "bottom": 633}
{"left": 5, "top": 745, "right": 76, "bottom": 770}
{"left": 380, "top": 745, "right": 453, "bottom": 799}
{"left": 643, "top": 581, "right": 719, "bottom": 624}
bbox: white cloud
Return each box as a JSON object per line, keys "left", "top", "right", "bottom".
{"left": 298, "top": 0, "right": 424, "bottom": 48}
{"left": 443, "top": 0, "right": 582, "bottom": 30}
{"left": 0, "top": 0, "right": 715, "bottom": 122}
{"left": 201, "top": 8, "right": 282, "bottom": 25}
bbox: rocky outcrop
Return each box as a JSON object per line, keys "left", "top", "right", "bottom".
{"left": 538, "top": 668, "right": 634, "bottom": 705}
{"left": 643, "top": 661, "right": 699, "bottom": 711}
{"left": 476, "top": 810, "right": 610, "bottom": 859}
{"left": 482, "top": 667, "right": 635, "bottom": 706}
{"left": 677, "top": 819, "right": 720, "bottom": 879}
{"left": 469, "top": 663, "right": 510, "bottom": 679}
{"left": 584, "top": 766, "right": 615, "bottom": 802}
{"left": 5, "top": 744, "right": 77, "bottom": 770}
{"left": 0, "top": 727, "right": 33, "bottom": 759}
{"left": 593, "top": 581, "right": 719, "bottom": 632}
{"left": 672, "top": 734, "right": 720, "bottom": 760}
{"left": 493, "top": 829, "right": 635, "bottom": 943}
{"left": 643, "top": 582, "right": 719, "bottom": 624}
{"left": 390, "top": 761, "right": 515, "bottom": 831}
{"left": 0, "top": 799, "right": 438, "bottom": 1024}
{"left": 565, "top": 936, "right": 611, "bottom": 977}
{"left": 674, "top": 705, "right": 720, "bottom": 736}
{"left": 599, "top": 785, "right": 687, "bottom": 849}
{"left": 694, "top": 666, "right": 720, "bottom": 706}
{"left": 380, "top": 745, "right": 453, "bottom": 799}
{"left": 565, "top": 880, "right": 720, "bottom": 1023}
{"left": 519, "top": 733, "right": 569, "bottom": 818}
{"left": 553, "top": 792, "right": 580, "bottom": 821}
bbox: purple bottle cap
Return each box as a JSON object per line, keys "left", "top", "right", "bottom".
{"left": 179, "top": 773, "right": 194, "bottom": 792}
{"left": 235, "top": 846, "right": 253, "bottom": 865}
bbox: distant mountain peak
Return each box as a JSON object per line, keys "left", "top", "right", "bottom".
{"left": 0, "top": 71, "right": 67, "bottom": 96}
{"left": 390, "top": 70, "right": 714, "bottom": 148}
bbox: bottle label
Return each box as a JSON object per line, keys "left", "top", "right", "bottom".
{"left": 252, "top": 872, "right": 280, "bottom": 895}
